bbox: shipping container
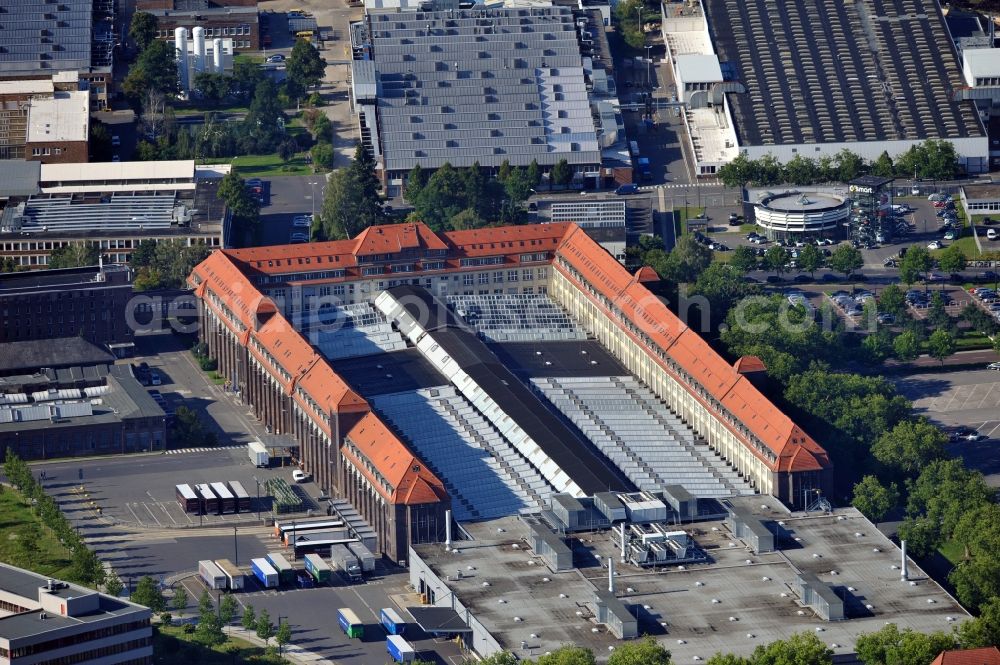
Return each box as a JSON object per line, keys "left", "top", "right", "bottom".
{"left": 194, "top": 483, "right": 219, "bottom": 514}
{"left": 347, "top": 541, "right": 376, "bottom": 574}
{"left": 337, "top": 608, "right": 364, "bottom": 639}
{"left": 249, "top": 441, "right": 269, "bottom": 468}
{"left": 265, "top": 552, "right": 296, "bottom": 585}
{"left": 176, "top": 484, "right": 199, "bottom": 513}
{"left": 380, "top": 607, "right": 406, "bottom": 635}
{"left": 250, "top": 558, "right": 280, "bottom": 588}
{"left": 227, "top": 480, "right": 252, "bottom": 512}
{"left": 199, "top": 560, "right": 227, "bottom": 590}
{"left": 210, "top": 482, "right": 236, "bottom": 514}
{"left": 214, "top": 559, "right": 244, "bottom": 591}
{"left": 303, "top": 553, "right": 331, "bottom": 584}
{"left": 330, "top": 543, "right": 362, "bottom": 582}
{"left": 387, "top": 635, "right": 415, "bottom": 662}
{"left": 290, "top": 530, "right": 351, "bottom": 558}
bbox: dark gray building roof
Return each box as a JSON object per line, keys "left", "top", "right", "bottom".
{"left": 705, "top": 0, "right": 984, "bottom": 147}
{"left": 0, "top": 160, "right": 40, "bottom": 198}
{"left": 0, "top": 338, "right": 114, "bottom": 375}
{"left": 0, "top": 0, "right": 93, "bottom": 76}
{"left": 370, "top": 6, "right": 601, "bottom": 171}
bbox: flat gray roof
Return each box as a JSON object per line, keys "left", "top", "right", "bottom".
{"left": 413, "top": 499, "right": 969, "bottom": 659}
{"left": 370, "top": 7, "right": 601, "bottom": 171}
{"left": 0, "top": 160, "right": 40, "bottom": 197}
{"left": 0, "top": 0, "right": 93, "bottom": 75}
{"left": 705, "top": 0, "right": 984, "bottom": 146}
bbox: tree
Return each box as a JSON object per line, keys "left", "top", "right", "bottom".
{"left": 285, "top": 38, "right": 326, "bottom": 100}
{"left": 131, "top": 576, "right": 166, "bottom": 612}
{"left": 70, "top": 547, "right": 106, "bottom": 587}
{"left": 900, "top": 459, "right": 994, "bottom": 556}
{"left": 90, "top": 120, "right": 113, "bottom": 161}
{"left": 255, "top": 609, "right": 275, "bottom": 645}
{"left": 834, "top": 149, "right": 865, "bottom": 182}
{"left": 197, "top": 589, "right": 213, "bottom": 616}
{"left": 763, "top": 245, "right": 791, "bottom": 277}
{"left": 927, "top": 328, "right": 956, "bottom": 365}
{"left": 899, "top": 246, "right": 932, "bottom": 285}
{"left": 862, "top": 329, "right": 893, "bottom": 363}
{"left": 878, "top": 284, "right": 906, "bottom": 317}
{"left": 613, "top": 0, "right": 646, "bottom": 49}
{"left": 241, "top": 604, "right": 256, "bottom": 632}
{"left": 124, "top": 40, "right": 180, "bottom": 100}
{"left": 661, "top": 234, "right": 713, "bottom": 283}
{"left": 872, "top": 419, "right": 947, "bottom": 476}
{"left": 783, "top": 155, "right": 819, "bottom": 185}
{"left": 311, "top": 142, "right": 334, "bottom": 170}
{"left": 893, "top": 330, "right": 921, "bottom": 361}
{"left": 950, "top": 503, "right": 1000, "bottom": 610}
{"left": 730, "top": 245, "right": 758, "bottom": 273}
{"left": 938, "top": 244, "right": 967, "bottom": 274}
{"left": 104, "top": 570, "right": 124, "bottom": 598}
{"left": 140, "top": 89, "right": 170, "bottom": 143}
{"left": 310, "top": 113, "right": 332, "bottom": 143}
{"left": 275, "top": 620, "right": 292, "bottom": 654}
{"left": 717, "top": 153, "right": 756, "bottom": 189}
{"left": 607, "top": 636, "right": 671, "bottom": 665}
{"left": 317, "top": 145, "right": 385, "bottom": 239}
{"left": 48, "top": 244, "right": 99, "bottom": 269}
{"left": 797, "top": 244, "right": 823, "bottom": 277}
{"left": 277, "top": 138, "right": 299, "bottom": 162}
{"left": 852, "top": 475, "right": 899, "bottom": 523}
{"left": 171, "top": 406, "right": 217, "bottom": 447}
{"left": 688, "top": 263, "right": 761, "bottom": 329}
{"left": 526, "top": 159, "right": 542, "bottom": 187}
{"left": 829, "top": 245, "right": 863, "bottom": 280}
{"left": 408, "top": 161, "right": 468, "bottom": 231}
{"left": 129, "top": 11, "right": 158, "bottom": 51}
{"left": 551, "top": 159, "right": 573, "bottom": 187}
{"left": 870, "top": 150, "right": 895, "bottom": 177}
{"left": 534, "top": 645, "right": 597, "bottom": 665}
{"left": 194, "top": 72, "right": 232, "bottom": 104}
{"left": 15, "top": 523, "right": 40, "bottom": 564}
{"left": 218, "top": 171, "right": 260, "bottom": 230}
{"left": 405, "top": 164, "right": 427, "bottom": 202}
{"left": 706, "top": 655, "right": 750, "bottom": 665}
{"left": 172, "top": 587, "right": 190, "bottom": 616}
{"left": 957, "top": 596, "right": 1000, "bottom": 648}
{"left": 750, "top": 632, "right": 832, "bottom": 665}
{"left": 479, "top": 654, "right": 519, "bottom": 665}
{"left": 855, "top": 624, "right": 957, "bottom": 665}
{"left": 219, "top": 593, "right": 238, "bottom": 627}
{"left": 244, "top": 78, "right": 284, "bottom": 149}
{"left": 231, "top": 61, "right": 264, "bottom": 105}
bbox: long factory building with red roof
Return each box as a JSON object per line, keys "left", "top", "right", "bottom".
{"left": 188, "top": 221, "right": 832, "bottom": 562}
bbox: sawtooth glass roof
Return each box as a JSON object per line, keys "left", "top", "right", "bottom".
{"left": 0, "top": 0, "right": 93, "bottom": 75}
{"left": 370, "top": 6, "right": 601, "bottom": 170}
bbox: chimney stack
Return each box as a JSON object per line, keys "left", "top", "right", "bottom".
{"left": 620, "top": 522, "right": 626, "bottom": 562}
{"left": 608, "top": 558, "right": 615, "bottom": 593}
{"left": 901, "top": 540, "right": 908, "bottom": 581}
{"left": 444, "top": 509, "right": 452, "bottom": 551}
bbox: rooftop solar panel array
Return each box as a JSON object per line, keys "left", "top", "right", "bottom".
{"left": 0, "top": 0, "right": 94, "bottom": 75}
{"left": 704, "top": 0, "right": 983, "bottom": 146}
{"left": 445, "top": 294, "right": 586, "bottom": 343}
{"left": 533, "top": 376, "right": 756, "bottom": 499}
{"left": 370, "top": 7, "right": 602, "bottom": 170}
{"left": 308, "top": 302, "right": 408, "bottom": 360}
{"left": 375, "top": 386, "right": 552, "bottom": 521}
{"left": 3, "top": 192, "right": 179, "bottom": 234}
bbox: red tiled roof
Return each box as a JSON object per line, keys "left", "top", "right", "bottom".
{"left": 344, "top": 413, "right": 448, "bottom": 506}
{"left": 248, "top": 314, "right": 318, "bottom": 393}
{"left": 354, "top": 222, "right": 448, "bottom": 256}
{"left": 189, "top": 250, "right": 271, "bottom": 333}
{"left": 931, "top": 648, "right": 1000, "bottom": 665}
{"left": 733, "top": 356, "right": 768, "bottom": 374}
{"left": 634, "top": 266, "right": 660, "bottom": 283}
{"left": 443, "top": 222, "right": 571, "bottom": 258}
{"left": 295, "top": 360, "right": 367, "bottom": 419}
{"left": 553, "top": 225, "right": 830, "bottom": 473}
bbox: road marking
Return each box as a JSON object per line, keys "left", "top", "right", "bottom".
{"left": 144, "top": 503, "right": 163, "bottom": 527}
{"left": 127, "top": 503, "right": 145, "bottom": 526}
{"left": 160, "top": 502, "right": 179, "bottom": 525}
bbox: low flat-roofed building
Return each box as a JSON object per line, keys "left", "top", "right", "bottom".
{"left": 0, "top": 160, "right": 229, "bottom": 268}
{"left": 150, "top": 6, "right": 260, "bottom": 51}
{"left": 0, "top": 363, "right": 167, "bottom": 460}
{"left": 962, "top": 183, "right": 1000, "bottom": 215}
{"left": 0, "top": 563, "right": 152, "bottom": 664}
{"left": 25, "top": 91, "right": 90, "bottom": 164}
{"left": 409, "top": 501, "right": 969, "bottom": 660}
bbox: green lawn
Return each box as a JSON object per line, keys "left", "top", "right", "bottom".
{"left": 154, "top": 625, "right": 288, "bottom": 665}
{"left": 174, "top": 103, "right": 250, "bottom": 116}
{"left": 0, "top": 489, "right": 75, "bottom": 580}
{"left": 673, "top": 207, "right": 706, "bottom": 236}
{"left": 740, "top": 223, "right": 759, "bottom": 234}
{"left": 938, "top": 539, "right": 965, "bottom": 567}
{"left": 201, "top": 154, "right": 315, "bottom": 177}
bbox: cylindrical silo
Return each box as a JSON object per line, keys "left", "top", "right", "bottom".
{"left": 192, "top": 26, "right": 206, "bottom": 75}
{"left": 174, "top": 27, "right": 190, "bottom": 93}
{"left": 212, "top": 38, "right": 224, "bottom": 72}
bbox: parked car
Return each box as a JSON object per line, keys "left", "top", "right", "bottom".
{"left": 266, "top": 54, "right": 285, "bottom": 63}
{"left": 111, "top": 135, "right": 120, "bottom": 147}
{"left": 728, "top": 213, "right": 740, "bottom": 225}
{"left": 292, "top": 215, "right": 312, "bottom": 228}
{"left": 292, "top": 469, "right": 310, "bottom": 482}
{"left": 988, "top": 362, "right": 1000, "bottom": 371}
{"left": 150, "top": 371, "right": 162, "bottom": 386}
{"left": 615, "top": 183, "right": 639, "bottom": 195}
{"left": 927, "top": 240, "right": 943, "bottom": 250}
{"left": 988, "top": 228, "right": 998, "bottom": 240}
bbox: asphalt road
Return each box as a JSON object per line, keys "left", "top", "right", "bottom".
{"left": 258, "top": 175, "right": 327, "bottom": 246}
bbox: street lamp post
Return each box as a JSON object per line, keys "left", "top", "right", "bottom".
{"left": 253, "top": 475, "right": 261, "bottom": 520}
{"left": 233, "top": 525, "right": 238, "bottom": 565}
{"left": 309, "top": 181, "right": 319, "bottom": 219}
{"left": 645, "top": 45, "right": 653, "bottom": 88}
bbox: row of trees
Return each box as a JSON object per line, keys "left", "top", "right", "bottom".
{"left": 2, "top": 450, "right": 106, "bottom": 588}
{"left": 130, "top": 239, "right": 212, "bottom": 291}
{"left": 717, "top": 140, "right": 960, "bottom": 188}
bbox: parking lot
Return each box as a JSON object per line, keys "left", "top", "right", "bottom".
{"left": 258, "top": 175, "right": 327, "bottom": 246}
{"left": 895, "top": 368, "right": 1000, "bottom": 486}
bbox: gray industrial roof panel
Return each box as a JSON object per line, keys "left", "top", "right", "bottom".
{"left": 370, "top": 7, "right": 601, "bottom": 170}
{"left": 0, "top": 160, "right": 40, "bottom": 197}
{"left": 704, "top": 0, "right": 984, "bottom": 146}
{"left": 0, "top": 0, "right": 94, "bottom": 75}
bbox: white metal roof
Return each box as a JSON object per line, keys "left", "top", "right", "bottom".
{"left": 674, "top": 53, "right": 723, "bottom": 83}
{"left": 40, "top": 160, "right": 196, "bottom": 184}
{"left": 26, "top": 91, "right": 89, "bottom": 143}
{"left": 964, "top": 48, "right": 1000, "bottom": 79}
{"left": 0, "top": 79, "right": 54, "bottom": 95}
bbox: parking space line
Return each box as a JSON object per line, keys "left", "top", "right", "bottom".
{"left": 159, "top": 502, "right": 179, "bottom": 525}
{"left": 127, "top": 503, "right": 145, "bottom": 526}
{"left": 144, "top": 503, "right": 163, "bottom": 527}
{"left": 986, "top": 422, "right": 1000, "bottom": 438}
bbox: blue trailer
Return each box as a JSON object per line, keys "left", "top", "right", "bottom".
{"left": 250, "top": 557, "right": 279, "bottom": 589}
{"left": 380, "top": 607, "right": 406, "bottom": 635}
{"left": 387, "top": 635, "right": 415, "bottom": 663}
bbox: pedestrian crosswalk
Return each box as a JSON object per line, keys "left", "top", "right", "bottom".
{"left": 164, "top": 445, "right": 244, "bottom": 455}
{"left": 638, "top": 181, "right": 721, "bottom": 191}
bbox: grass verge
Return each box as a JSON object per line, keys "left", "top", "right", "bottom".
{"left": 201, "top": 154, "right": 314, "bottom": 177}
{"left": 0, "top": 488, "right": 74, "bottom": 579}
{"left": 938, "top": 539, "right": 964, "bottom": 567}
{"left": 153, "top": 625, "right": 287, "bottom": 665}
